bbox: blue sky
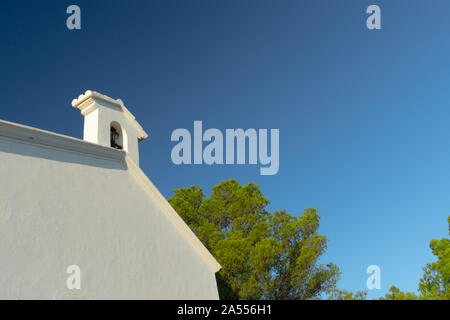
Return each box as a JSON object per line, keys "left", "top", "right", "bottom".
{"left": 1, "top": 0, "right": 449, "bottom": 298}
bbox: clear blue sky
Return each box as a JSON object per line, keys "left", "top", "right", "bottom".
{"left": 1, "top": 0, "right": 449, "bottom": 299}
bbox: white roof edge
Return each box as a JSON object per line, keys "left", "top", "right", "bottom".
{"left": 125, "top": 155, "right": 222, "bottom": 274}
{"left": 72, "top": 90, "right": 148, "bottom": 140}
{"left": 0, "top": 119, "right": 126, "bottom": 161}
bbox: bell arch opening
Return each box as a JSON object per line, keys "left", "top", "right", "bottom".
{"left": 110, "top": 121, "right": 128, "bottom": 151}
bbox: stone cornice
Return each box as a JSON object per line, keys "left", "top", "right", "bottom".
{"left": 0, "top": 119, "right": 126, "bottom": 161}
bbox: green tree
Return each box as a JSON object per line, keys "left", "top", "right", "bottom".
{"left": 417, "top": 216, "right": 450, "bottom": 300}
{"left": 327, "top": 289, "right": 367, "bottom": 300}
{"left": 382, "top": 216, "right": 450, "bottom": 300}
{"left": 380, "top": 286, "right": 419, "bottom": 300}
{"left": 168, "top": 179, "right": 340, "bottom": 299}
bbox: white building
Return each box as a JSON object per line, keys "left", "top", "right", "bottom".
{"left": 0, "top": 90, "right": 221, "bottom": 299}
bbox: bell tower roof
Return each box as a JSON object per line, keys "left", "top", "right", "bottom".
{"left": 72, "top": 90, "right": 148, "bottom": 141}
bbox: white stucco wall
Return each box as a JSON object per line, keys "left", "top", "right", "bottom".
{"left": 0, "top": 129, "right": 220, "bottom": 299}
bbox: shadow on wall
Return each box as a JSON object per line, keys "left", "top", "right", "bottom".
{"left": 0, "top": 136, "right": 128, "bottom": 171}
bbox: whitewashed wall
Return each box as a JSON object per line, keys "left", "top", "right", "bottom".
{"left": 0, "top": 133, "right": 219, "bottom": 299}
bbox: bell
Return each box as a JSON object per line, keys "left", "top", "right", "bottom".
{"left": 110, "top": 127, "right": 122, "bottom": 150}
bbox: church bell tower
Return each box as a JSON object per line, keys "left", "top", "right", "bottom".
{"left": 72, "top": 90, "right": 148, "bottom": 166}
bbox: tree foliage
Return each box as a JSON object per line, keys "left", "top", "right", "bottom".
{"left": 327, "top": 289, "right": 367, "bottom": 300}
{"left": 380, "top": 286, "right": 419, "bottom": 300}
{"left": 382, "top": 216, "right": 450, "bottom": 300}
{"left": 417, "top": 216, "right": 450, "bottom": 300}
{"left": 168, "top": 179, "right": 340, "bottom": 300}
